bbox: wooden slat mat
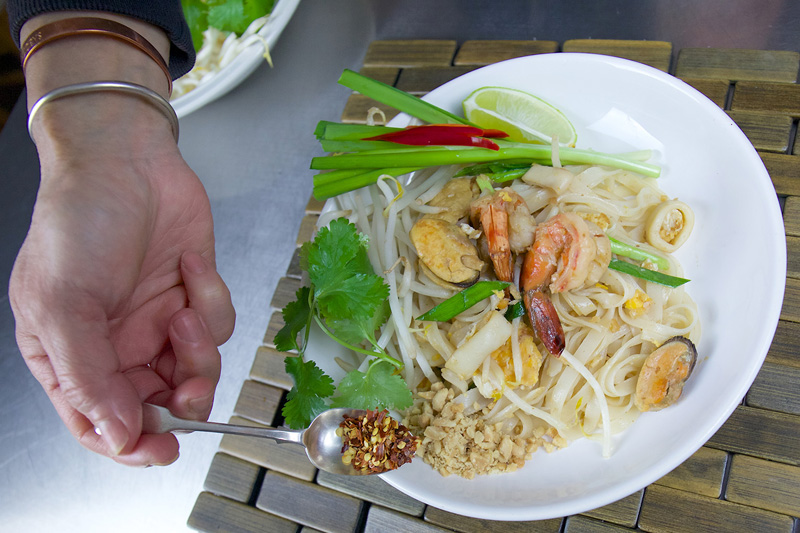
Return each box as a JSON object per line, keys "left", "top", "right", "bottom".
{"left": 188, "top": 40, "right": 800, "bottom": 533}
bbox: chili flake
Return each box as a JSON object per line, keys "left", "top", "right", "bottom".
{"left": 337, "top": 409, "right": 419, "bottom": 474}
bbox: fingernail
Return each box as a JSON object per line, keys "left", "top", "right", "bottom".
{"left": 182, "top": 252, "right": 206, "bottom": 274}
{"left": 188, "top": 391, "right": 214, "bottom": 417}
{"left": 173, "top": 312, "right": 204, "bottom": 343}
{"left": 96, "top": 418, "right": 129, "bottom": 456}
{"left": 153, "top": 451, "right": 180, "bottom": 467}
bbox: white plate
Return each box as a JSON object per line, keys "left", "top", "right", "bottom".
{"left": 170, "top": 0, "right": 300, "bottom": 117}
{"left": 319, "top": 53, "right": 786, "bottom": 520}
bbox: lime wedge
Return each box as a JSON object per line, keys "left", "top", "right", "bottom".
{"left": 463, "top": 86, "right": 577, "bottom": 146}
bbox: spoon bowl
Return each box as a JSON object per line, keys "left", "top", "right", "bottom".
{"left": 142, "top": 403, "right": 376, "bottom": 475}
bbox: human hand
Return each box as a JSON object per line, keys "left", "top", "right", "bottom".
{"left": 9, "top": 89, "right": 235, "bottom": 467}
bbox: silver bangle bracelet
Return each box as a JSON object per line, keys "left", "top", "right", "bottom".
{"left": 27, "top": 81, "right": 179, "bottom": 143}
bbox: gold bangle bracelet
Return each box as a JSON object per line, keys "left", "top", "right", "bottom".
{"left": 27, "top": 81, "right": 179, "bottom": 144}
{"left": 21, "top": 17, "right": 172, "bottom": 95}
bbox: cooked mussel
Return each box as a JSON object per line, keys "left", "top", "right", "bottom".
{"left": 410, "top": 218, "right": 483, "bottom": 286}
{"left": 634, "top": 336, "right": 697, "bottom": 412}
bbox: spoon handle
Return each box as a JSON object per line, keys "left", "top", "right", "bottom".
{"left": 142, "top": 404, "right": 304, "bottom": 445}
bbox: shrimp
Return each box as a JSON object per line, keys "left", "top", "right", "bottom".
{"left": 469, "top": 188, "right": 536, "bottom": 282}
{"left": 521, "top": 212, "right": 610, "bottom": 355}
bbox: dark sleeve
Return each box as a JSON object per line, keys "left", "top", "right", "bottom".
{"left": 7, "top": 0, "right": 196, "bottom": 79}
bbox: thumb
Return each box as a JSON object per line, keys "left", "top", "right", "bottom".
{"left": 45, "top": 316, "right": 143, "bottom": 456}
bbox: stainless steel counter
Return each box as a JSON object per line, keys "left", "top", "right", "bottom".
{"left": 2, "top": 1, "right": 799, "bottom": 531}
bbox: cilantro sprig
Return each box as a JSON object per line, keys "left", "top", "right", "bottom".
{"left": 275, "top": 218, "right": 412, "bottom": 429}
{"left": 181, "top": 0, "right": 276, "bottom": 51}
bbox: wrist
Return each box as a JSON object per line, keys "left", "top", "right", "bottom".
{"left": 21, "top": 12, "right": 172, "bottom": 101}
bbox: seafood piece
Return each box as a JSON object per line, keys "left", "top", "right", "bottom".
{"left": 469, "top": 188, "right": 536, "bottom": 282}
{"left": 410, "top": 218, "right": 483, "bottom": 286}
{"left": 645, "top": 200, "right": 695, "bottom": 253}
{"left": 425, "top": 177, "right": 478, "bottom": 224}
{"left": 521, "top": 212, "right": 610, "bottom": 355}
{"left": 635, "top": 336, "right": 697, "bottom": 412}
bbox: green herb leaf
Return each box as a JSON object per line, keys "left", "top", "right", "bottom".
{"left": 243, "top": 0, "right": 275, "bottom": 22}
{"left": 181, "top": 0, "right": 208, "bottom": 51}
{"left": 608, "top": 259, "right": 689, "bottom": 288}
{"left": 316, "top": 273, "right": 389, "bottom": 322}
{"left": 207, "top": 0, "right": 249, "bottom": 35}
{"left": 330, "top": 360, "right": 413, "bottom": 411}
{"left": 274, "top": 287, "right": 311, "bottom": 352}
{"left": 416, "top": 281, "right": 510, "bottom": 322}
{"left": 282, "top": 356, "right": 335, "bottom": 429}
{"left": 326, "top": 299, "right": 391, "bottom": 346}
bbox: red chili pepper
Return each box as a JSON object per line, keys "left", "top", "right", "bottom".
{"left": 364, "top": 124, "right": 508, "bottom": 151}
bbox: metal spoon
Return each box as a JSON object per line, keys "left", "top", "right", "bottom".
{"left": 142, "top": 403, "right": 373, "bottom": 476}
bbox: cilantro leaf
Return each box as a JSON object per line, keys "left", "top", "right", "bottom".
{"left": 274, "top": 287, "right": 311, "bottom": 352}
{"left": 243, "top": 0, "right": 276, "bottom": 22}
{"left": 305, "top": 218, "right": 373, "bottom": 290}
{"left": 330, "top": 361, "right": 412, "bottom": 411}
{"left": 181, "top": 0, "right": 208, "bottom": 51}
{"left": 326, "top": 299, "right": 391, "bottom": 346}
{"left": 315, "top": 272, "right": 389, "bottom": 322}
{"left": 282, "top": 356, "right": 335, "bottom": 429}
{"left": 207, "top": 0, "right": 250, "bottom": 35}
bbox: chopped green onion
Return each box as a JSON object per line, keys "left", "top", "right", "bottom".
{"left": 504, "top": 301, "right": 526, "bottom": 320}
{"left": 416, "top": 281, "right": 510, "bottom": 322}
{"left": 310, "top": 141, "right": 661, "bottom": 178}
{"left": 320, "top": 139, "right": 401, "bottom": 152}
{"left": 608, "top": 259, "right": 689, "bottom": 288}
{"left": 455, "top": 161, "right": 532, "bottom": 182}
{"left": 609, "top": 237, "right": 670, "bottom": 270}
{"left": 475, "top": 176, "right": 495, "bottom": 195}
{"left": 315, "top": 121, "right": 401, "bottom": 140}
{"left": 313, "top": 167, "right": 421, "bottom": 199}
{"left": 338, "top": 69, "right": 472, "bottom": 126}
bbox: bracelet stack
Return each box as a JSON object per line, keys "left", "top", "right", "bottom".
{"left": 21, "top": 17, "right": 178, "bottom": 143}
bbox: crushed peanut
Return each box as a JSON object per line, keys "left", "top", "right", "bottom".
{"left": 338, "top": 409, "right": 419, "bottom": 474}
{"left": 403, "top": 382, "right": 566, "bottom": 479}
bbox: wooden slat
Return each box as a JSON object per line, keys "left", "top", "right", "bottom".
{"left": 639, "top": 484, "right": 793, "bottom": 533}
{"left": 203, "top": 452, "right": 261, "bottom": 503}
{"left": 781, "top": 277, "right": 800, "bottom": 323}
{"left": 705, "top": 405, "right": 800, "bottom": 465}
{"left": 363, "top": 40, "right": 457, "bottom": 67}
{"left": 679, "top": 77, "right": 729, "bottom": 108}
{"left": 674, "top": 49, "right": 800, "bottom": 82}
{"left": 652, "top": 446, "right": 728, "bottom": 498}
{"left": 286, "top": 247, "right": 302, "bottom": 279}
{"left": 270, "top": 277, "right": 302, "bottom": 311}
{"left": 784, "top": 197, "right": 800, "bottom": 238}
{"left": 263, "top": 311, "right": 284, "bottom": 347}
{"left": 760, "top": 152, "right": 800, "bottom": 196}
{"left": 424, "top": 506, "right": 563, "bottom": 532}
{"left": 305, "top": 195, "right": 326, "bottom": 215}
{"left": 454, "top": 40, "right": 559, "bottom": 66}
{"left": 731, "top": 81, "right": 800, "bottom": 116}
{"left": 746, "top": 361, "right": 800, "bottom": 415}
{"left": 725, "top": 454, "right": 800, "bottom": 517}
{"left": 341, "top": 93, "right": 401, "bottom": 124}
{"left": 250, "top": 345, "right": 294, "bottom": 390}
{"left": 766, "top": 319, "right": 800, "bottom": 368}
{"left": 580, "top": 490, "right": 642, "bottom": 527}
{"left": 395, "top": 66, "right": 477, "bottom": 94}
{"left": 187, "top": 492, "right": 297, "bottom": 533}
{"left": 219, "top": 416, "right": 317, "bottom": 481}
{"left": 788, "top": 235, "right": 800, "bottom": 280}
{"left": 727, "top": 110, "right": 792, "bottom": 153}
{"left": 295, "top": 214, "right": 319, "bottom": 247}
{"left": 358, "top": 66, "right": 400, "bottom": 87}
{"left": 564, "top": 515, "right": 637, "bottom": 533}
{"left": 562, "top": 39, "right": 672, "bottom": 72}
{"left": 233, "top": 380, "right": 283, "bottom": 426}
{"left": 365, "top": 506, "right": 451, "bottom": 533}
{"left": 316, "top": 470, "right": 426, "bottom": 517}
{"left": 255, "top": 472, "right": 364, "bottom": 532}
